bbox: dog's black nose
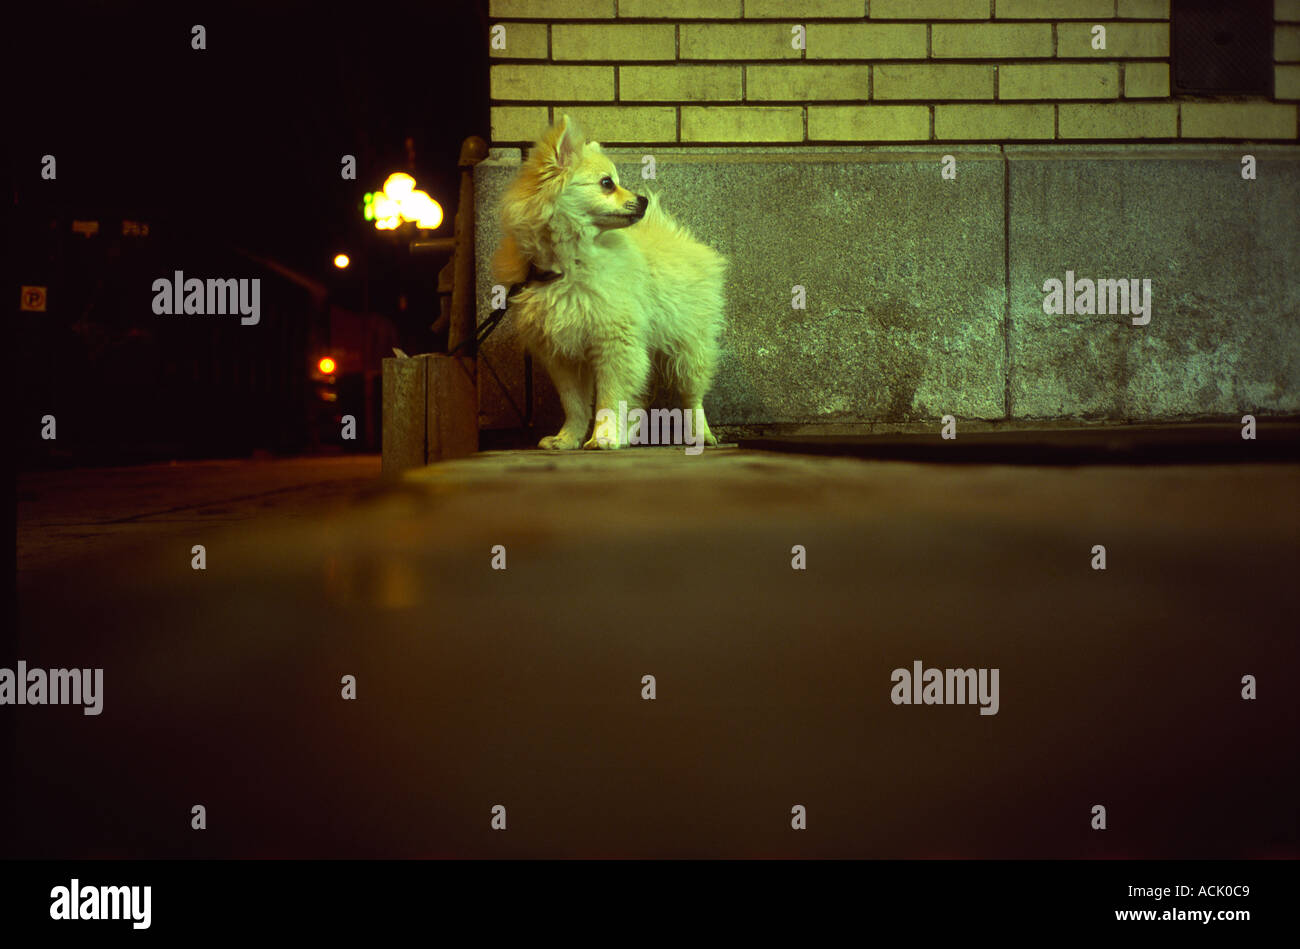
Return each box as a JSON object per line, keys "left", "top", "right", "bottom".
{"left": 635, "top": 194, "right": 648, "bottom": 215}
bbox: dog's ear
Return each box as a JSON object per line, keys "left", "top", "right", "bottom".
{"left": 541, "top": 113, "right": 586, "bottom": 171}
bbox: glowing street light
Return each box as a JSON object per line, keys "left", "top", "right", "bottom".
{"left": 402, "top": 189, "right": 444, "bottom": 229}
{"left": 318, "top": 357, "right": 337, "bottom": 374}
{"left": 333, "top": 253, "right": 350, "bottom": 269}
{"left": 363, "top": 173, "right": 444, "bottom": 231}
{"left": 383, "top": 173, "right": 416, "bottom": 200}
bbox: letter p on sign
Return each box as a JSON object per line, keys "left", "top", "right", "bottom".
{"left": 21, "top": 286, "right": 47, "bottom": 312}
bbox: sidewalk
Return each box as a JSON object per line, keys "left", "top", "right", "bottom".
{"left": 12, "top": 448, "right": 1299, "bottom": 858}
{"left": 17, "top": 456, "right": 381, "bottom": 578}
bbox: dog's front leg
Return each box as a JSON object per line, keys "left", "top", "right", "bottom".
{"left": 538, "top": 355, "right": 593, "bottom": 450}
{"left": 585, "top": 345, "right": 651, "bottom": 450}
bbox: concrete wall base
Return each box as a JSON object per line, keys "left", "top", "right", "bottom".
{"left": 474, "top": 145, "right": 1299, "bottom": 435}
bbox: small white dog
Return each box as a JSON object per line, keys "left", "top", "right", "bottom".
{"left": 493, "top": 114, "right": 726, "bottom": 450}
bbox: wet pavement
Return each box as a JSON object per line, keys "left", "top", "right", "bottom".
{"left": 10, "top": 448, "right": 1299, "bottom": 857}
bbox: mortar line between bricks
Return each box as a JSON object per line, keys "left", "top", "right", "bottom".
{"left": 489, "top": 142, "right": 1294, "bottom": 155}
{"left": 495, "top": 97, "right": 1163, "bottom": 106}
{"left": 490, "top": 58, "right": 1175, "bottom": 67}
{"left": 491, "top": 18, "right": 1159, "bottom": 25}
{"left": 1003, "top": 145, "right": 1012, "bottom": 422}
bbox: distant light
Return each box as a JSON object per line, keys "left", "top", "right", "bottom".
{"left": 383, "top": 173, "right": 416, "bottom": 201}
{"left": 333, "top": 253, "right": 350, "bottom": 269}
{"left": 318, "top": 357, "right": 337, "bottom": 374}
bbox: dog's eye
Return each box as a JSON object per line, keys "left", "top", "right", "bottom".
{"left": 600, "top": 176, "right": 614, "bottom": 192}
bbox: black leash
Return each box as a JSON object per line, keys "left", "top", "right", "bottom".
{"left": 449, "top": 264, "right": 561, "bottom": 357}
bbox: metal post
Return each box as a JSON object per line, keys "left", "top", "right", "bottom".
{"left": 449, "top": 136, "right": 488, "bottom": 355}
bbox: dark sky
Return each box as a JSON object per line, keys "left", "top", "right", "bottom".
{"left": 9, "top": 0, "right": 489, "bottom": 282}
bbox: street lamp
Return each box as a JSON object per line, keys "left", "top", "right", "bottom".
{"left": 362, "top": 173, "right": 444, "bottom": 231}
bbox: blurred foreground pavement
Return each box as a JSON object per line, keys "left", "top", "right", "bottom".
{"left": 10, "top": 448, "right": 1299, "bottom": 858}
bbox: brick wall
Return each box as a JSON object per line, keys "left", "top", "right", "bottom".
{"left": 488, "top": 0, "right": 1300, "bottom": 145}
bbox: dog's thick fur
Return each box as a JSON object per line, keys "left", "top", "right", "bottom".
{"left": 493, "top": 114, "right": 726, "bottom": 450}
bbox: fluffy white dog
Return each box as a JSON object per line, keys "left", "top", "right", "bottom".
{"left": 493, "top": 114, "right": 726, "bottom": 450}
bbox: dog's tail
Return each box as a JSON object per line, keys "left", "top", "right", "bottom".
{"left": 492, "top": 232, "right": 530, "bottom": 286}
{"left": 640, "top": 190, "right": 673, "bottom": 228}
{"left": 639, "top": 190, "right": 707, "bottom": 245}
{"left": 638, "top": 190, "right": 727, "bottom": 279}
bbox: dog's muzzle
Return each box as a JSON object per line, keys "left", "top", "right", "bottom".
{"left": 628, "top": 194, "right": 649, "bottom": 221}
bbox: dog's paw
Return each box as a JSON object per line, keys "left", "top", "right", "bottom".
{"left": 539, "top": 431, "right": 582, "bottom": 450}
{"left": 583, "top": 414, "right": 623, "bottom": 450}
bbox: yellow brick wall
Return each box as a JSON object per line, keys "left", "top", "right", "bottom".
{"left": 488, "top": 0, "right": 1300, "bottom": 145}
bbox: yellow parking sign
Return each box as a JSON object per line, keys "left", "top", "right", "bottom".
{"left": 21, "top": 286, "right": 47, "bottom": 312}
